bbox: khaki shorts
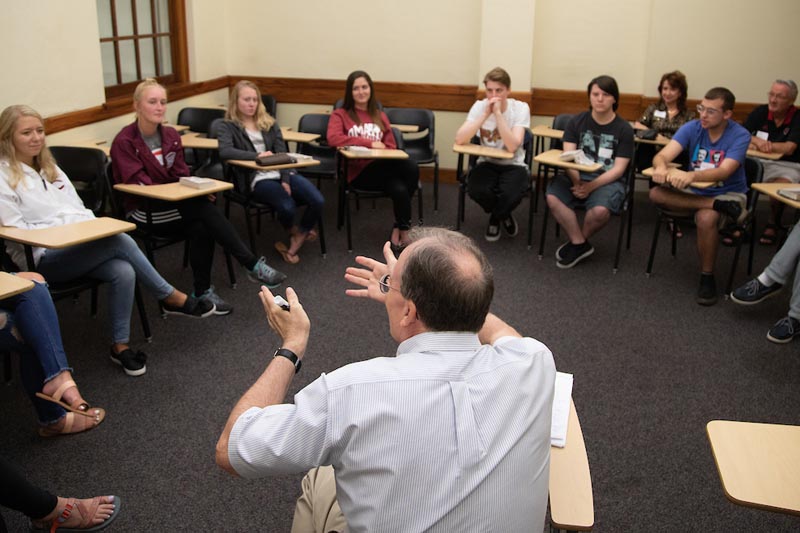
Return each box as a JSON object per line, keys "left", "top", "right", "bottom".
{"left": 762, "top": 160, "right": 800, "bottom": 183}
{"left": 661, "top": 189, "right": 746, "bottom": 228}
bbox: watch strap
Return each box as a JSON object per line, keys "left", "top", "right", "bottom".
{"left": 273, "top": 347, "right": 301, "bottom": 373}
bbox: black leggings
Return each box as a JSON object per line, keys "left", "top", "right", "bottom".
{"left": 137, "top": 197, "right": 258, "bottom": 295}
{"left": 351, "top": 159, "right": 419, "bottom": 230}
{"left": 0, "top": 456, "right": 57, "bottom": 529}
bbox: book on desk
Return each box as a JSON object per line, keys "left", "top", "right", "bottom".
{"left": 179, "top": 176, "right": 216, "bottom": 189}
{"left": 778, "top": 186, "right": 800, "bottom": 201}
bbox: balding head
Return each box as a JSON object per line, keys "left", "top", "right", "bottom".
{"left": 398, "top": 228, "right": 493, "bottom": 332}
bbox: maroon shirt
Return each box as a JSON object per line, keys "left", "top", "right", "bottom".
{"left": 326, "top": 108, "right": 397, "bottom": 181}
{"left": 110, "top": 122, "right": 190, "bottom": 212}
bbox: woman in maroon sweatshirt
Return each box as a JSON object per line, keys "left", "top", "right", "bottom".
{"left": 327, "top": 71, "right": 419, "bottom": 252}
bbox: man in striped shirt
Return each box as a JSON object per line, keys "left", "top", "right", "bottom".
{"left": 216, "top": 228, "right": 556, "bottom": 532}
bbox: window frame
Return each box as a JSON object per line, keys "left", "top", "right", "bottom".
{"left": 98, "top": 0, "right": 189, "bottom": 100}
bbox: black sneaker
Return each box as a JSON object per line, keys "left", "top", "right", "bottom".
{"left": 767, "top": 316, "right": 800, "bottom": 344}
{"left": 696, "top": 274, "right": 718, "bottom": 306}
{"left": 162, "top": 295, "right": 215, "bottom": 318}
{"left": 557, "top": 241, "right": 594, "bottom": 269}
{"left": 730, "top": 278, "right": 783, "bottom": 305}
{"left": 485, "top": 217, "right": 501, "bottom": 242}
{"left": 713, "top": 199, "right": 747, "bottom": 225}
{"left": 196, "top": 286, "right": 233, "bottom": 315}
{"left": 555, "top": 241, "right": 570, "bottom": 261}
{"left": 110, "top": 348, "right": 147, "bottom": 377}
{"left": 501, "top": 214, "right": 519, "bottom": 237}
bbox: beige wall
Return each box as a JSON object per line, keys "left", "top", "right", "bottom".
{"left": 221, "top": 0, "right": 482, "bottom": 84}
{"left": 2, "top": 0, "right": 799, "bottom": 169}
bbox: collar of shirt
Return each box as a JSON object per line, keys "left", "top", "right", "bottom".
{"left": 396, "top": 331, "right": 482, "bottom": 357}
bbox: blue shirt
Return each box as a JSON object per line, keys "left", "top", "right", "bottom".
{"left": 671, "top": 119, "right": 750, "bottom": 196}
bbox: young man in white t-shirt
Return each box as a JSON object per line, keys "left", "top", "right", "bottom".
{"left": 456, "top": 67, "right": 531, "bottom": 241}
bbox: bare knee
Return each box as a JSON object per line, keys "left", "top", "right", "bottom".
{"left": 695, "top": 209, "right": 719, "bottom": 231}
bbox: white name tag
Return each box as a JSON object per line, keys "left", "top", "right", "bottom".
{"left": 699, "top": 162, "right": 715, "bottom": 170}
{"left": 756, "top": 131, "right": 769, "bottom": 141}
{"left": 654, "top": 110, "right": 667, "bottom": 119}
{"left": 598, "top": 147, "right": 613, "bottom": 160}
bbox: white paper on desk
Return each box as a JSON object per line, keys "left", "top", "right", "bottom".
{"left": 550, "top": 372, "right": 573, "bottom": 448}
{"left": 345, "top": 146, "right": 370, "bottom": 152}
{"left": 286, "top": 152, "right": 313, "bottom": 160}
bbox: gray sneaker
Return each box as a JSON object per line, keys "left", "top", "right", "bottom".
{"left": 248, "top": 256, "right": 287, "bottom": 288}
{"left": 197, "top": 286, "right": 233, "bottom": 315}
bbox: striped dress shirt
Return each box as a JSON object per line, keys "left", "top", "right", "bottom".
{"left": 229, "top": 331, "right": 556, "bottom": 532}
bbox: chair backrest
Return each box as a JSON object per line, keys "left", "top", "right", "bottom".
{"left": 550, "top": 113, "right": 574, "bottom": 150}
{"left": 49, "top": 146, "right": 109, "bottom": 215}
{"left": 261, "top": 94, "right": 277, "bottom": 117}
{"left": 194, "top": 118, "right": 225, "bottom": 179}
{"left": 384, "top": 108, "right": 436, "bottom": 162}
{"left": 391, "top": 127, "right": 405, "bottom": 151}
{"left": 744, "top": 157, "right": 764, "bottom": 208}
{"left": 176, "top": 107, "right": 226, "bottom": 134}
{"left": 297, "top": 113, "right": 336, "bottom": 176}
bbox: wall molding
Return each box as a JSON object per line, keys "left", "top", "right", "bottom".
{"left": 45, "top": 75, "right": 759, "bottom": 134}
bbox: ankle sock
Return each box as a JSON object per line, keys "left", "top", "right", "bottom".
{"left": 757, "top": 273, "right": 776, "bottom": 286}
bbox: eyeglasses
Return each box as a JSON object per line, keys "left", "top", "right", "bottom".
{"left": 768, "top": 92, "right": 790, "bottom": 101}
{"left": 696, "top": 104, "right": 723, "bottom": 117}
{"left": 378, "top": 274, "right": 399, "bottom": 294}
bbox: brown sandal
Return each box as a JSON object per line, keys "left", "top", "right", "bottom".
{"left": 35, "top": 380, "right": 101, "bottom": 418}
{"left": 38, "top": 409, "right": 106, "bottom": 438}
{"left": 31, "top": 495, "right": 121, "bottom": 531}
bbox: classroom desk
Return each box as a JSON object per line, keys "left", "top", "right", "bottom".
{"left": 114, "top": 179, "right": 233, "bottom": 201}
{"left": 227, "top": 158, "right": 321, "bottom": 172}
{"left": 531, "top": 125, "right": 564, "bottom": 155}
{"left": 641, "top": 166, "right": 713, "bottom": 189}
{"left": 180, "top": 132, "right": 219, "bottom": 150}
{"left": 533, "top": 149, "right": 603, "bottom": 173}
{"left": 0, "top": 218, "right": 135, "bottom": 269}
{"left": 165, "top": 123, "right": 190, "bottom": 133}
{"left": 751, "top": 182, "right": 800, "bottom": 210}
{"left": 634, "top": 134, "right": 670, "bottom": 146}
{"left": 549, "top": 399, "right": 594, "bottom": 532}
{"left": 707, "top": 420, "right": 800, "bottom": 516}
{"left": 280, "top": 128, "right": 321, "bottom": 144}
{"left": 51, "top": 141, "right": 111, "bottom": 156}
{"left": 0, "top": 272, "right": 35, "bottom": 299}
{"left": 747, "top": 149, "right": 783, "bottom": 161}
{"left": 391, "top": 123, "right": 420, "bottom": 133}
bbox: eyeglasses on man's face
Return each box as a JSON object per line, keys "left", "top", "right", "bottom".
{"left": 378, "top": 274, "right": 399, "bottom": 294}
{"left": 696, "top": 104, "right": 723, "bottom": 117}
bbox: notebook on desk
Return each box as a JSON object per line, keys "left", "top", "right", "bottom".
{"left": 778, "top": 187, "right": 800, "bottom": 201}
{"left": 179, "top": 176, "right": 216, "bottom": 189}
{"left": 551, "top": 372, "right": 573, "bottom": 448}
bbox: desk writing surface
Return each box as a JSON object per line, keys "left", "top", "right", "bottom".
{"left": 338, "top": 148, "right": 409, "bottom": 160}
{"left": 534, "top": 149, "right": 602, "bottom": 172}
{"left": 531, "top": 125, "right": 564, "bottom": 140}
{"left": 52, "top": 142, "right": 111, "bottom": 156}
{"left": 634, "top": 134, "right": 670, "bottom": 146}
{"left": 280, "top": 128, "right": 321, "bottom": 144}
{"left": 707, "top": 420, "right": 800, "bottom": 516}
{"left": 641, "top": 165, "right": 713, "bottom": 189}
{"left": 228, "top": 159, "right": 321, "bottom": 171}
{"left": 0, "top": 272, "right": 35, "bottom": 299}
{"left": 180, "top": 133, "right": 219, "bottom": 150}
{"left": 549, "top": 399, "right": 594, "bottom": 531}
{"left": 752, "top": 182, "right": 800, "bottom": 209}
{"left": 0, "top": 218, "right": 134, "bottom": 249}
{"left": 164, "top": 123, "right": 190, "bottom": 133}
{"left": 114, "top": 180, "right": 233, "bottom": 201}
{"left": 746, "top": 149, "right": 783, "bottom": 161}
{"left": 391, "top": 123, "right": 420, "bottom": 133}
{"left": 452, "top": 143, "right": 514, "bottom": 160}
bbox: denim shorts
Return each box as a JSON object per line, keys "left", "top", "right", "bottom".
{"left": 546, "top": 173, "right": 625, "bottom": 214}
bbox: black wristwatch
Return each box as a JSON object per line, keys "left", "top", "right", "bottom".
{"left": 273, "top": 348, "right": 301, "bottom": 373}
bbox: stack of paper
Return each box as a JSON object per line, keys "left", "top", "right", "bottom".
{"left": 550, "top": 372, "right": 573, "bottom": 448}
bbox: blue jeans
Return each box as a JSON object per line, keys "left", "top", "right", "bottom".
{"left": 0, "top": 282, "right": 70, "bottom": 425}
{"left": 36, "top": 233, "right": 174, "bottom": 344}
{"left": 252, "top": 174, "right": 324, "bottom": 233}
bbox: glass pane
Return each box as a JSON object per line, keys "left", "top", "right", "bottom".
{"left": 154, "top": 0, "right": 170, "bottom": 33}
{"left": 116, "top": 0, "right": 134, "bottom": 36}
{"left": 96, "top": 0, "right": 113, "bottom": 38}
{"left": 157, "top": 36, "right": 172, "bottom": 76}
{"left": 119, "top": 40, "right": 137, "bottom": 83}
{"left": 135, "top": 0, "right": 152, "bottom": 34}
{"left": 100, "top": 42, "right": 118, "bottom": 86}
{"left": 140, "top": 38, "right": 156, "bottom": 78}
